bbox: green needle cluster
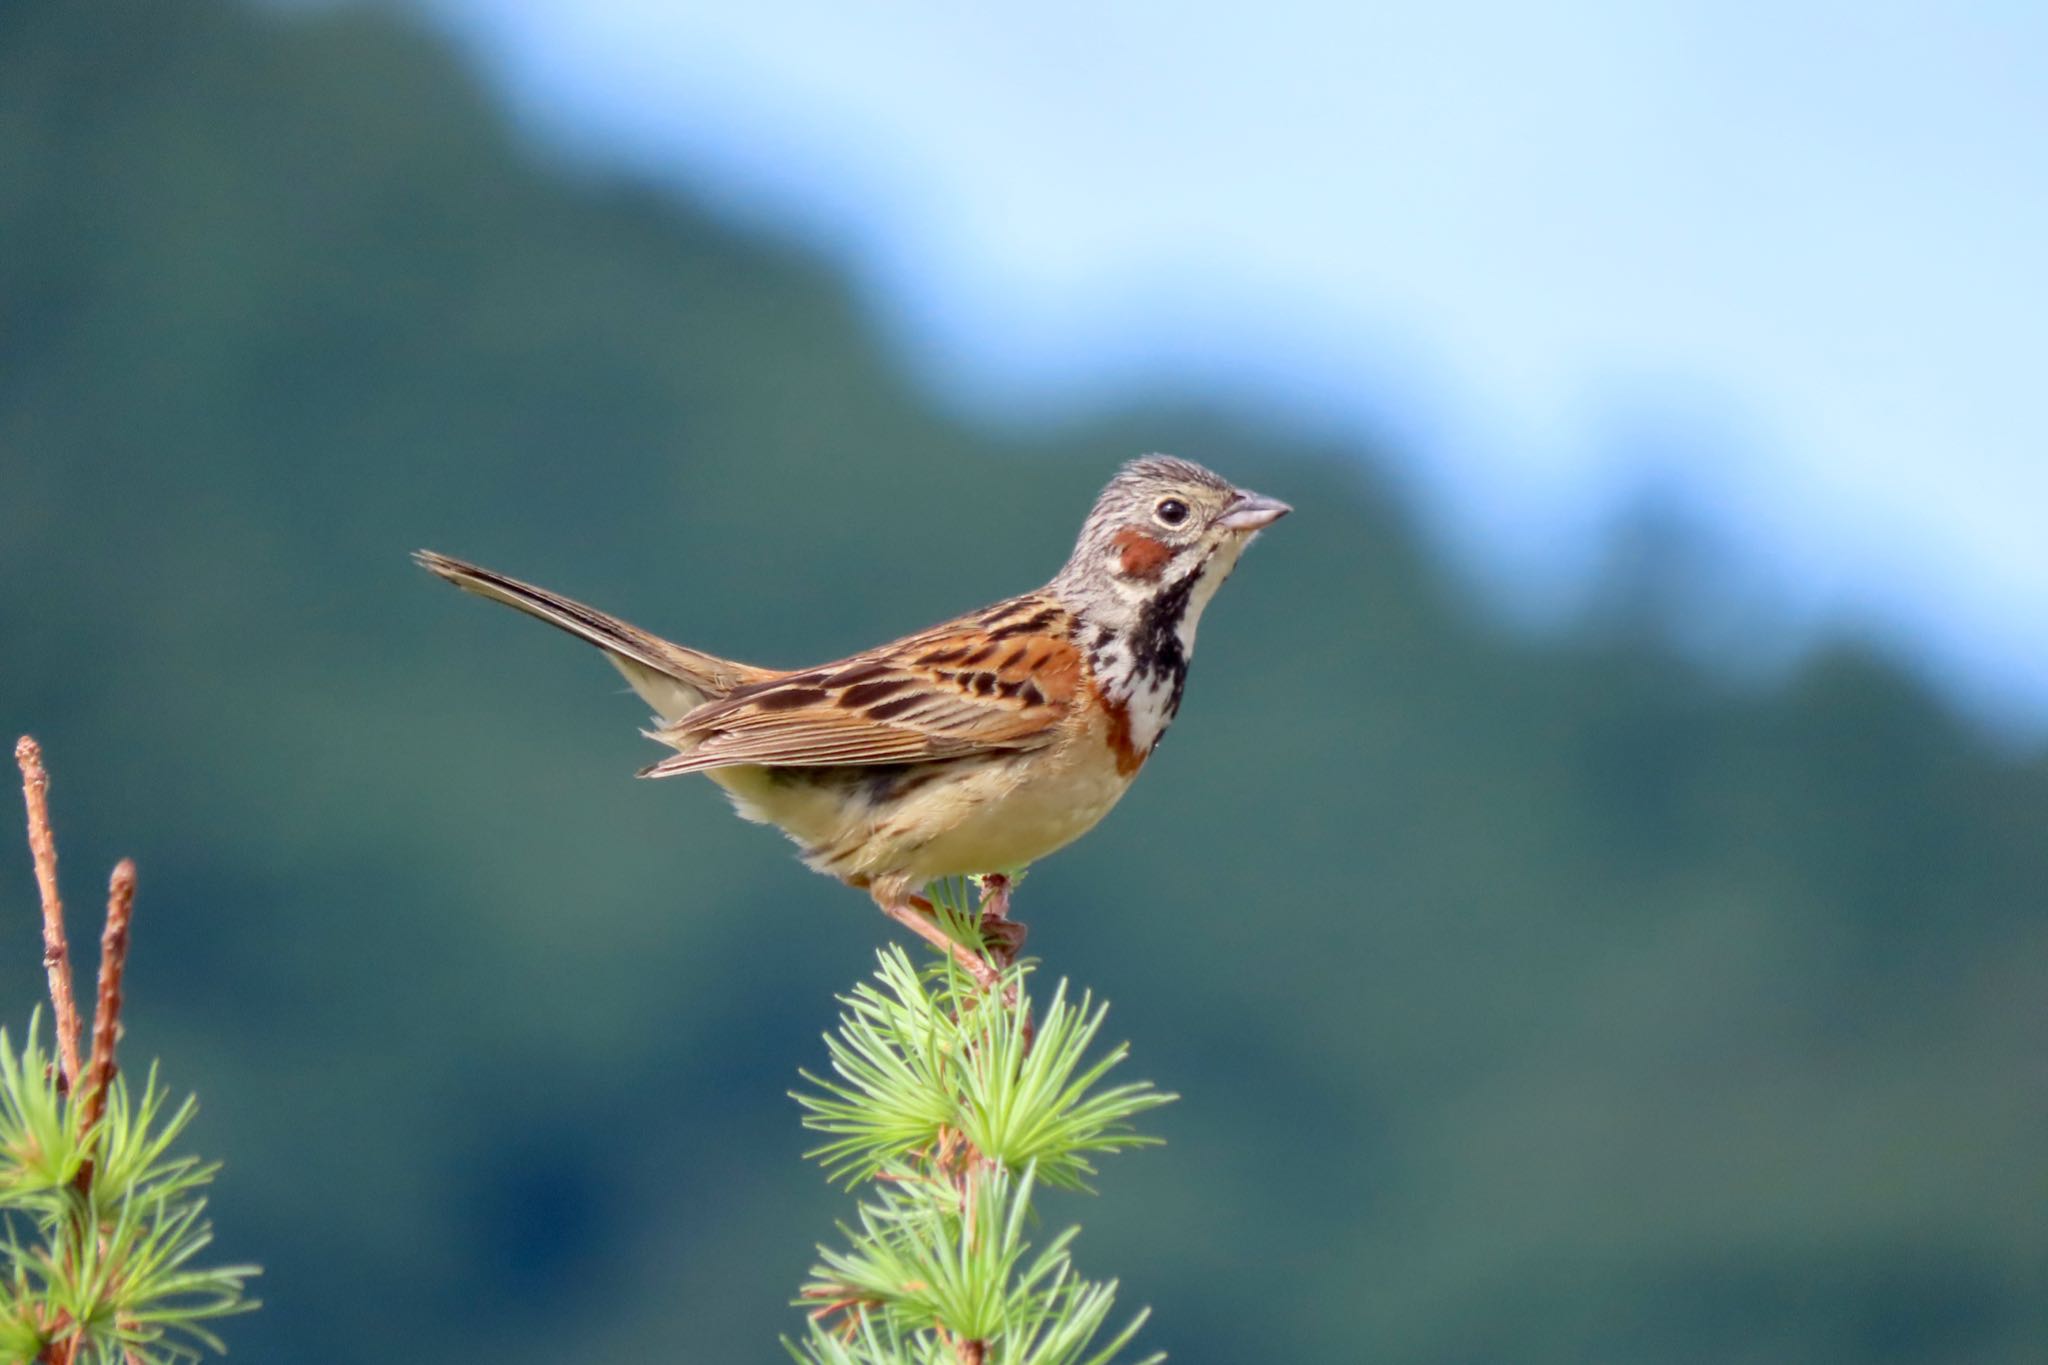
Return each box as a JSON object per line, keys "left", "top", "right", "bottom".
{"left": 794, "top": 1163, "right": 1157, "bottom": 1365}
{"left": 789, "top": 881, "right": 1174, "bottom": 1364}
{"left": 0, "top": 1018, "right": 255, "bottom": 1365}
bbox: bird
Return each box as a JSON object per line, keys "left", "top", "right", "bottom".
{"left": 416, "top": 455, "right": 1289, "bottom": 987}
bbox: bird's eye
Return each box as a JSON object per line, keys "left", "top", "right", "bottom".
{"left": 1154, "top": 497, "right": 1190, "bottom": 527}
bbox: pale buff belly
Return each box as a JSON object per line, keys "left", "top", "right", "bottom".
{"left": 705, "top": 729, "right": 1137, "bottom": 886}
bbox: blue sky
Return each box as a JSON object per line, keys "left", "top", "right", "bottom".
{"left": 423, "top": 0, "right": 2048, "bottom": 734}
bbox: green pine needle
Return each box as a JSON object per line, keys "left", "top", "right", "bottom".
{"left": 955, "top": 978, "right": 1174, "bottom": 1193}
{"left": 793, "top": 949, "right": 1173, "bottom": 1190}
{"left": 799, "top": 1163, "right": 1160, "bottom": 1365}
{"left": 0, "top": 1017, "right": 258, "bottom": 1364}
{"left": 791, "top": 940, "right": 1170, "bottom": 1363}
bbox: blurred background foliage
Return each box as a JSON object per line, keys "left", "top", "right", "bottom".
{"left": 1, "top": 2, "right": 2042, "bottom": 1361}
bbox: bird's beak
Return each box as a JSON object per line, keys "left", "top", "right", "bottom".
{"left": 1218, "top": 489, "right": 1292, "bottom": 532}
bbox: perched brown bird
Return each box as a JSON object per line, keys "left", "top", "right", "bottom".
{"left": 417, "top": 456, "right": 1288, "bottom": 985}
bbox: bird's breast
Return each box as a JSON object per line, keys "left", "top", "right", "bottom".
{"left": 878, "top": 721, "right": 1137, "bottom": 880}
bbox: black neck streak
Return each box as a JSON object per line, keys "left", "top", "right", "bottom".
{"left": 1128, "top": 561, "right": 1200, "bottom": 729}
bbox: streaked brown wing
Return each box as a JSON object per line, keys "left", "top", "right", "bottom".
{"left": 638, "top": 594, "right": 1083, "bottom": 777}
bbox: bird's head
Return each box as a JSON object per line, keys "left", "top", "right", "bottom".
{"left": 1054, "top": 454, "right": 1290, "bottom": 637}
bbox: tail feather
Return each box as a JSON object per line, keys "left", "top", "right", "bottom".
{"left": 414, "top": 550, "right": 771, "bottom": 720}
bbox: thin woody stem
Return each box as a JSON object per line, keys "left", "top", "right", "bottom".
{"left": 952, "top": 1168, "right": 987, "bottom": 1364}
{"left": 830, "top": 881, "right": 1040, "bottom": 1360}
{"left": 950, "top": 885, "right": 1015, "bottom": 1365}
{"left": 16, "top": 737, "right": 84, "bottom": 1088}
{"left": 974, "top": 874, "right": 1032, "bottom": 1045}
{"left": 76, "top": 859, "right": 136, "bottom": 1186}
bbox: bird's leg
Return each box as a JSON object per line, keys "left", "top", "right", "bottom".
{"left": 974, "top": 873, "right": 1027, "bottom": 966}
{"left": 971, "top": 874, "right": 1033, "bottom": 1047}
{"left": 872, "top": 885, "right": 1001, "bottom": 994}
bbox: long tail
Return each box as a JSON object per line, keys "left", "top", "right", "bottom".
{"left": 414, "top": 550, "right": 773, "bottom": 720}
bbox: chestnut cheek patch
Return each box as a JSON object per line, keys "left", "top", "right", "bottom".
{"left": 1111, "top": 528, "right": 1173, "bottom": 580}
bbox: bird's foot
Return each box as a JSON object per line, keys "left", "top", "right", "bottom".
{"left": 977, "top": 911, "right": 1027, "bottom": 965}
{"left": 973, "top": 873, "right": 1027, "bottom": 967}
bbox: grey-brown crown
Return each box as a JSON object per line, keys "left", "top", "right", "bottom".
{"left": 1051, "top": 454, "right": 1287, "bottom": 615}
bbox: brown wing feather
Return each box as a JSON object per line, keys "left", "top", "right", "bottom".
{"left": 638, "top": 593, "right": 1083, "bottom": 777}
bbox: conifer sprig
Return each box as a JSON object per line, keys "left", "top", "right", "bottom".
{"left": 7, "top": 738, "right": 257, "bottom": 1364}
{"left": 789, "top": 877, "right": 1171, "bottom": 1365}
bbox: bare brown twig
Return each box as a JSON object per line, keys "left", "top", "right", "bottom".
{"left": 16, "top": 737, "right": 85, "bottom": 1087}
{"left": 73, "top": 859, "right": 137, "bottom": 1197}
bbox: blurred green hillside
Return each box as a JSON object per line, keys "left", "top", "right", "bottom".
{"left": 2, "top": 3, "right": 2042, "bottom": 1361}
